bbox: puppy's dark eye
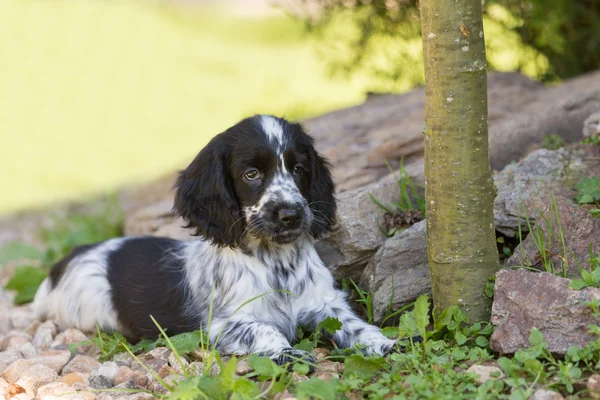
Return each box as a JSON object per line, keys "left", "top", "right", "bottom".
{"left": 292, "top": 165, "right": 304, "bottom": 177}
{"left": 244, "top": 168, "right": 261, "bottom": 181}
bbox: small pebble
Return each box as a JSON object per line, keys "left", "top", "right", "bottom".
{"left": 15, "top": 363, "right": 59, "bottom": 396}
{"left": 62, "top": 354, "right": 102, "bottom": 375}
{"left": 466, "top": 364, "right": 504, "bottom": 384}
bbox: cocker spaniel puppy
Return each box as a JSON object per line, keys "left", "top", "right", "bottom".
{"left": 33, "top": 115, "right": 397, "bottom": 367}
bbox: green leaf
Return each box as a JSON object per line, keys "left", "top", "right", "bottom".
{"left": 528, "top": 328, "right": 544, "bottom": 346}
{"left": 497, "top": 357, "right": 512, "bottom": 373}
{"left": 129, "top": 338, "right": 161, "bottom": 353}
{"left": 219, "top": 356, "right": 237, "bottom": 393}
{"left": 4, "top": 266, "right": 48, "bottom": 304}
{"left": 295, "top": 377, "right": 340, "bottom": 400}
{"left": 413, "top": 295, "right": 430, "bottom": 339}
{"left": 231, "top": 377, "right": 261, "bottom": 398}
{"left": 317, "top": 317, "right": 343, "bottom": 335}
{"left": 0, "top": 242, "right": 44, "bottom": 264}
{"left": 381, "top": 326, "right": 399, "bottom": 337}
{"left": 293, "top": 363, "right": 310, "bottom": 375}
{"left": 247, "top": 355, "right": 286, "bottom": 377}
{"left": 344, "top": 354, "right": 385, "bottom": 379}
{"left": 580, "top": 194, "right": 595, "bottom": 203}
{"left": 168, "top": 376, "right": 204, "bottom": 400}
{"left": 454, "top": 330, "right": 467, "bottom": 345}
{"left": 568, "top": 279, "right": 588, "bottom": 290}
{"left": 168, "top": 330, "right": 203, "bottom": 354}
{"left": 294, "top": 338, "right": 315, "bottom": 352}
{"left": 475, "top": 336, "right": 489, "bottom": 348}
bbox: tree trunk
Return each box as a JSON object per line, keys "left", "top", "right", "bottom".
{"left": 420, "top": 0, "right": 499, "bottom": 322}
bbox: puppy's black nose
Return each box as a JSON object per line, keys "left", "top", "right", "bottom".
{"left": 278, "top": 208, "right": 301, "bottom": 227}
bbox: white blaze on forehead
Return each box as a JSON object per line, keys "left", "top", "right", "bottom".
{"left": 260, "top": 115, "right": 284, "bottom": 147}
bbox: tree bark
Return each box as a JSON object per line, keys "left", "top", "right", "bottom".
{"left": 420, "top": 0, "right": 499, "bottom": 322}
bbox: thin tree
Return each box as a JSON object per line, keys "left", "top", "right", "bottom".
{"left": 419, "top": 0, "right": 499, "bottom": 322}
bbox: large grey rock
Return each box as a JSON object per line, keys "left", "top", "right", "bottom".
{"left": 506, "top": 196, "right": 600, "bottom": 277}
{"left": 583, "top": 111, "right": 600, "bottom": 138}
{"left": 494, "top": 145, "right": 600, "bottom": 237}
{"left": 315, "top": 175, "right": 403, "bottom": 282}
{"left": 490, "top": 268, "right": 600, "bottom": 355}
{"left": 359, "top": 220, "right": 430, "bottom": 324}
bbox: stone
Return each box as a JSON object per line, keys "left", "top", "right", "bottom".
{"left": 28, "top": 349, "right": 72, "bottom": 373}
{"left": 116, "top": 394, "right": 155, "bottom": 400}
{"left": 490, "top": 269, "right": 600, "bottom": 355}
{"left": 89, "top": 361, "right": 118, "bottom": 388}
{"left": 9, "top": 308, "right": 35, "bottom": 330}
{"left": 506, "top": 196, "right": 600, "bottom": 277}
{"left": 588, "top": 374, "right": 600, "bottom": 399}
{"left": 22, "top": 322, "right": 40, "bottom": 338}
{"left": 0, "top": 350, "right": 23, "bottom": 369}
{"left": 36, "top": 382, "right": 77, "bottom": 399}
{"left": 113, "top": 366, "right": 148, "bottom": 388}
{"left": 6, "top": 382, "right": 27, "bottom": 399}
{"left": 58, "top": 372, "right": 89, "bottom": 387}
{"left": 529, "top": 389, "right": 565, "bottom": 400}
{"left": 314, "top": 361, "right": 343, "bottom": 381}
{"left": 235, "top": 358, "right": 253, "bottom": 375}
{"left": 315, "top": 175, "right": 405, "bottom": 282}
{"left": 311, "top": 348, "right": 330, "bottom": 361}
{"left": 15, "top": 364, "right": 59, "bottom": 396}
{"left": 167, "top": 352, "right": 189, "bottom": 374}
{"left": 5, "top": 336, "right": 30, "bottom": 351}
{"left": 187, "top": 361, "right": 203, "bottom": 376}
{"left": 2, "top": 359, "right": 37, "bottom": 384}
{"left": 145, "top": 347, "right": 171, "bottom": 361}
{"left": 72, "top": 382, "right": 97, "bottom": 400}
{"left": 360, "top": 220, "right": 430, "bottom": 324}
{"left": 583, "top": 111, "right": 600, "bottom": 138}
{"left": 0, "top": 377, "right": 7, "bottom": 391}
{"left": 62, "top": 355, "right": 102, "bottom": 375}
{"left": 466, "top": 364, "right": 504, "bottom": 384}
{"left": 11, "top": 394, "right": 34, "bottom": 400}
{"left": 16, "top": 343, "right": 37, "bottom": 359}
{"left": 52, "top": 329, "right": 94, "bottom": 355}
{"left": 493, "top": 145, "right": 600, "bottom": 237}
{"left": 32, "top": 321, "right": 58, "bottom": 350}
{"left": 131, "top": 358, "right": 166, "bottom": 375}
{"left": 0, "top": 331, "right": 31, "bottom": 351}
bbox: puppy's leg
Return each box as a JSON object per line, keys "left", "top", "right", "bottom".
{"left": 211, "top": 318, "right": 316, "bottom": 370}
{"left": 299, "top": 289, "right": 397, "bottom": 356}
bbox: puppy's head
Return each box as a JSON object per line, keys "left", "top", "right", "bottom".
{"left": 174, "top": 115, "right": 336, "bottom": 247}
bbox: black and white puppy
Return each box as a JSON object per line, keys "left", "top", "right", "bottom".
{"left": 33, "top": 115, "right": 397, "bottom": 367}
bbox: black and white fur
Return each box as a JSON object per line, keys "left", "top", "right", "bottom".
{"left": 33, "top": 115, "right": 397, "bottom": 367}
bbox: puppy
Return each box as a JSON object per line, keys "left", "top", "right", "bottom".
{"left": 33, "top": 115, "right": 397, "bottom": 367}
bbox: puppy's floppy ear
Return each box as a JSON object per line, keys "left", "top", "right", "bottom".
{"left": 308, "top": 147, "right": 337, "bottom": 238}
{"left": 173, "top": 137, "right": 242, "bottom": 247}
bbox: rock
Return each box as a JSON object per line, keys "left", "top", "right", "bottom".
{"left": 5, "top": 336, "right": 30, "bottom": 351}
{"left": 9, "top": 308, "right": 35, "bottom": 330}
{"left": 16, "top": 343, "right": 37, "bottom": 359}
{"left": 72, "top": 382, "right": 97, "bottom": 400}
{"left": 2, "top": 359, "right": 38, "bottom": 384}
{"left": 36, "top": 381, "right": 77, "bottom": 399}
{"left": 6, "top": 382, "right": 27, "bottom": 399}
{"left": 494, "top": 145, "right": 600, "bottom": 237}
{"left": 31, "top": 321, "right": 58, "bottom": 350}
{"left": 360, "top": 220, "right": 430, "bottom": 324}
{"left": 168, "top": 352, "right": 189, "bottom": 375}
{"left": 315, "top": 175, "right": 405, "bottom": 281}
{"left": 145, "top": 347, "right": 171, "bottom": 361}
{"left": 22, "top": 322, "right": 40, "bottom": 338}
{"left": 588, "top": 374, "right": 600, "bottom": 399}
{"left": 0, "top": 350, "right": 23, "bottom": 369}
{"left": 58, "top": 372, "right": 89, "bottom": 387}
{"left": 89, "top": 374, "right": 113, "bottom": 390}
{"left": 62, "top": 355, "right": 102, "bottom": 375}
{"left": 506, "top": 196, "right": 600, "bottom": 277}
{"left": 113, "top": 366, "right": 148, "bottom": 388}
{"left": 490, "top": 269, "right": 600, "bottom": 355}
{"left": 0, "top": 331, "right": 31, "bottom": 351}
{"left": 15, "top": 364, "right": 59, "bottom": 396}
{"left": 529, "top": 389, "right": 565, "bottom": 400}
{"left": 314, "top": 361, "right": 343, "bottom": 381}
{"left": 51, "top": 329, "right": 92, "bottom": 354}
{"left": 89, "top": 361, "right": 119, "bottom": 388}
{"left": 466, "top": 364, "right": 504, "bottom": 384}
{"left": 29, "top": 349, "right": 71, "bottom": 373}
{"left": 131, "top": 358, "right": 166, "bottom": 375}
{"left": 187, "top": 361, "right": 203, "bottom": 376}
{"left": 235, "top": 358, "right": 253, "bottom": 375}
{"left": 583, "top": 112, "right": 600, "bottom": 138}
{"left": 311, "top": 348, "right": 330, "bottom": 361}
{"left": 116, "top": 393, "right": 155, "bottom": 400}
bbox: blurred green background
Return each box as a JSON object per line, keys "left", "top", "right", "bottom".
{"left": 2, "top": 0, "right": 598, "bottom": 216}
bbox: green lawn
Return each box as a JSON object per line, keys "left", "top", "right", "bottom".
{"left": 0, "top": 0, "right": 371, "bottom": 215}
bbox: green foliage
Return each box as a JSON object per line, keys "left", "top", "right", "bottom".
{"left": 568, "top": 245, "right": 600, "bottom": 290}
{"left": 575, "top": 177, "right": 600, "bottom": 205}
{"left": 1, "top": 198, "right": 123, "bottom": 304}
{"left": 4, "top": 266, "right": 48, "bottom": 304}
{"left": 541, "top": 134, "right": 565, "bottom": 150}
{"left": 287, "top": 0, "right": 600, "bottom": 87}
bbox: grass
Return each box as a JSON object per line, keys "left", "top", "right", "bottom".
{"left": 0, "top": 0, "right": 377, "bottom": 215}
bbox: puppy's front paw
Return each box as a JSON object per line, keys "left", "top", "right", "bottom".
{"left": 365, "top": 338, "right": 398, "bottom": 356}
{"left": 270, "top": 348, "right": 316, "bottom": 373}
